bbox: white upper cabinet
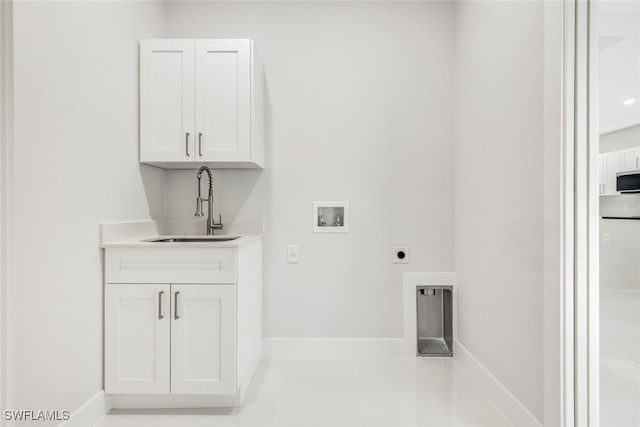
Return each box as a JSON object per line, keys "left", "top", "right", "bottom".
{"left": 600, "top": 151, "right": 622, "bottom": 196}
{"left": 196, "top": 40, "right": 251, "bottom": 163}
{"left": 599, "top": 146, "right": 640, "bottom": 196}
{"left": 621, "top": 147, "right": 640, "bottom": 172}
{"left": 140, "top": 39, "right": 264, "bottom": 169}
{"left": 140, "top": 40, "right": 195, "bottom": 163}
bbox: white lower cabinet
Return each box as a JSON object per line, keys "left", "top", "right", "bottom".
{"left": 105, "top": 284, "right": 171, "bottom": 394}
{"left": 171, "top": 284, "right": 236, "bottom": 395}
{"left": 105, "top": 283, "right": 236, "bottom": 395}
{"left": 104, "top": 242, "right": 262, "bottom": 406}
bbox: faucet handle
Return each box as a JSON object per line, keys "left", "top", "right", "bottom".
{"left": 194, "top": 197, "right": 204, "bottom": 217}
{"left": 213, "top": 214, "right": 224, "bottom": 229}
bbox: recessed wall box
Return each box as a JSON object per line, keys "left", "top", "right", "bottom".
{"left": 312, "top": 201, "right": 349, "bottom": 233}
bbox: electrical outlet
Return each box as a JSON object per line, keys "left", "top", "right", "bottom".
{"left": 603, "top": 233, "right": 610, "bottom": 244}
{"left": 393, "top": 247, "right": 410, "bottom": 264}
{"left": 287, "top": 245, "right": 300, "bottom": 263}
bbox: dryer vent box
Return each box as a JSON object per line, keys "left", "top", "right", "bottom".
{"left": 416, "top": 286, "right": 453, "bottom": 357}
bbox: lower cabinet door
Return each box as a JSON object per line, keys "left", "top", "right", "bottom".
{"left": 171, "top": 284, "right": 237, "bottom": 394}
{"left": 105, "top": 284, "right": 171, "bottom": 394}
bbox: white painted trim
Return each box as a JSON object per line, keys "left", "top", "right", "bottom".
{"left": 262, "top": 338, "right": 405, "bottom": 359}
{"left": 402, "top": 272, "right": 456, "bottom": 358}
{"left": 562, "top": 1, "right": 578, "bottom": 426}
{"left": 544, "top": 1, "right": 575, "bottom": 426}
{"left": 108, "top": 394, "right": 237, "bottom": 410}
{"left": 587, "top": 1, "right": 600, "bottom": 425}
{"left": 455, "top": 341, "right": 543, "bottom": 427}
{"left": 57, "top": 391, "right": 110, "bottom": 427}
{"left": 572, "top": 0, "right": 599, "bottom": 425}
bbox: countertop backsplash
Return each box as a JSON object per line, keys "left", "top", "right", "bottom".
{"left": 601, "top": 194, "right": 640, "bottom": 218}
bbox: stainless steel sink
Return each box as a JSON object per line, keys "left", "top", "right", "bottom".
{"left": 145, "top": 236, "right": 241, "bottom": 243}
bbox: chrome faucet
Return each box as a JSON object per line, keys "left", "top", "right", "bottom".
{"left": 194, "top": 166, "right": 223, "bottom": 235}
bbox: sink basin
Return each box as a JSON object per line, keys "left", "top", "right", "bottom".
{"left": 145, "top": 236, "right": 241, "bottom": 243}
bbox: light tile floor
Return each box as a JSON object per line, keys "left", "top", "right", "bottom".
{"left": 96, "top": 358, "right": 512, "bottom": 427}
{"left": 600, "top": 290, "right": 640, "bottom": 427}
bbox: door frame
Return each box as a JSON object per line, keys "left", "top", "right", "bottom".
{"left": 547, "top": 0, "right": 599, "bottom": 426}
{"left": 562, "top": 0, "right": 600, "bottom": 425}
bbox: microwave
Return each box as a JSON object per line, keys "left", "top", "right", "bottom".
{"left": 617, "top": 170, "right": 640, "bottom": 193}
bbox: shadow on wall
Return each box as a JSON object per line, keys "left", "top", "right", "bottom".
{"left": 142, "top": 72, "right": 273, "bottom": 225}
{"left": 139, "top": 163, "right": 167, "bottom": 220}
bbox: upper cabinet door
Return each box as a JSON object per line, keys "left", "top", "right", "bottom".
{"left": 171, "top": 284, "right": 237, "bottom": 395}
{"left": 621, "top": 148, "right": 640, "bottom": 171}
{"left": 105, "top": 284, "right": 171, "bottom": 394}
{"left": 602, "top": 151, "right": 622, "bottom": 195}
{"left": 195, "top": 40, "right": 252, "bottom": 162}
{"left": 140, "top": 40, "right": 195, "bottom": 163}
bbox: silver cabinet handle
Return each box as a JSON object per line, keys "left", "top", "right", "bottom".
{"left": 174, "top": 291, "right": 180, "bottom": 320}
{"left": 158, "top": 291, "right": 164, "bottom": 320}
{"left": 185, "top": 132, "right": 190, "bottom": 156}
{"left": 198, "top": 132, "right": 203, "bottom": 157}
{"left": 636, "top": 157, "right": 638, "bottom": 169}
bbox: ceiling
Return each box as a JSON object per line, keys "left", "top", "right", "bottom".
{"left": 599, "top": 2, "right": 640, "bottom": 134}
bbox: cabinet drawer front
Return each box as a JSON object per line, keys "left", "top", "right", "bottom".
{"left": 106, "top": 248, "right": 236, "bottom": 284}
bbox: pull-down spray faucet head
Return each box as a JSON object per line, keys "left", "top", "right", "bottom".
{"left": 194, "top": 166, "right": 223, "bottom": 235}
{"left": 194, "top": 166, "right": 213, "bottom": 217}
{"left": 194, "top": 175, "right": 205, "bottom": 217}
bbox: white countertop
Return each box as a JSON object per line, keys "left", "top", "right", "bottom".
{"left": 99, "top": 220, "right": 264, "bottom": 249}
{"left": 102, "top": 234, "right": 262, "bottom": 249}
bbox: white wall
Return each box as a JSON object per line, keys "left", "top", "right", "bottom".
{"left": 0, "top": 0, "right": 13, "bottom": 422}
{"left": 599, "top": 124, "right": 640, "bottom": 153}
{"left": 454, "top": 1, "right": 544, "bottom": 422}
{"left": 10, "top": 1, "right": 164, "bottom": 423}
{"left": 162, "top": 1, "right": 456, "bottom": 338}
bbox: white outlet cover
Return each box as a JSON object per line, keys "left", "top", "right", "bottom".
{"left": 393, "top": 247, "right": 410, "bottom": 264}
{"left": 287, "top": 245, "right": 300, "bottom": 263}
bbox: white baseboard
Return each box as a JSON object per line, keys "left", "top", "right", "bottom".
{"left": 263, "top": 338, "right": 406, "bottom": 359}
{"left": 58, "top": 391, "right": 109, "bottom": 427}
{"left": 108, "top": 394, "right": 237, "bottom": 409}
{"left": 455, "top": 341, "right": 542, "bottom": 427}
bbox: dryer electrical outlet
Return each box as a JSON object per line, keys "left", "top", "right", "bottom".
{"left": 393, "top": 247, "right": 410, "bottom": 264}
